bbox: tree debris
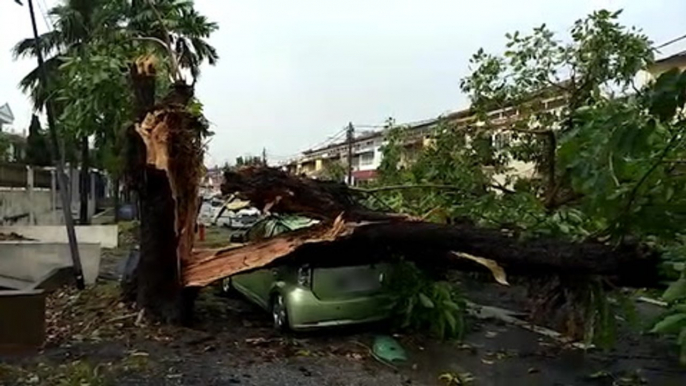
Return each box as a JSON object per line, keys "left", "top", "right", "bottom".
{"left": 183, "top": 167, "right": 660, "bottom": 289}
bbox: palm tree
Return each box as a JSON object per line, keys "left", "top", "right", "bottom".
{"left": 13, "top": 0, "right": 218, "bottom": 223}
{"left": 127, "top": 0, "right": 218, "bottom": 82}
{"left": 14, "top": 0, "right": 218, "bottom": 108}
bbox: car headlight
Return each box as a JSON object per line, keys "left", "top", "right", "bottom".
{"left": 297, "top": 265, "right": 312, "bottom": 287}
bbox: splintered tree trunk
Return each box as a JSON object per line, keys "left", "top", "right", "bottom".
{"left": 125, "top": 59, "right": 203, "bottom": 324}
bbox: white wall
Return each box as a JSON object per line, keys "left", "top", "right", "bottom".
{"left": 0, "top": 241, "right": 101, "bottom": 285}
{"left": 0, "top": 225, "right": 118, "bottom": 248}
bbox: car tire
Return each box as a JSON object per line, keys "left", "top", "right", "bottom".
{"left": 271, "top": 293, "right": 290, "bottom": 332}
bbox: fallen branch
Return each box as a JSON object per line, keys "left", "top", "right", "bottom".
{"left": 351, "top": 183, "right": 516, "bottom": 195}
{"left": 188, "top": 167, "right": 662, "bottom": 289}
{"left": 183, "top": 219, "right": 659, "bottom": 288}
{"left": 107, "top": 312, "right": 139, "bottom": 323}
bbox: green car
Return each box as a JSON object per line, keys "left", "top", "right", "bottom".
{"left": 222, "top": 263, "right": 394, "bottom": 331}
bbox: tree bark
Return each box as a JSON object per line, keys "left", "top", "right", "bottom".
{"left": 184, "top": 218, "right": 659, "bottom": 289}
{"left": 124, "top": 59, "right": 204, "bottom": 324}
{"left": 79, "top": 135, "right": 90, "bottom": 225}
{"left": 191, "top": 166, "right": 661, "bottom": 289}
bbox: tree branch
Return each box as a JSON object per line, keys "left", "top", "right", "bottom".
{"left": 144, "top": 0, "right": 181, "bottom": 82}
{"left": 352, "top": 183, "right": 516, "bottom": 195}
{"left": 624, "top": 133, "right": 682, "bottom": 212}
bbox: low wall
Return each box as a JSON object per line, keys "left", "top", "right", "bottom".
{"left": 0, "top": 242, "right": 101, "bottom": 285}
{"left": 0, "top": 189, "right": 56, "bottom": 225}
{"left": 0, "top": 225, "right": 118, "bottom": 248}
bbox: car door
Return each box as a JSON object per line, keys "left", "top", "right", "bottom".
{"left": 231, "top": 268, "right": 277, "bottom": 309}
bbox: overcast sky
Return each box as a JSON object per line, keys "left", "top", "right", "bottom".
{"left": 1, "top": 0, "right": 685, "bottom": 167}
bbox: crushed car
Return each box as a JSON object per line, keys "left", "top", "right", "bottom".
{"left": 221, "top": 213, "right": 397, "bottom": 331}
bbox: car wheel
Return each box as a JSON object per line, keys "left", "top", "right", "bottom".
{"left": 271, "top": 294, "right": 289, "bottom": 332}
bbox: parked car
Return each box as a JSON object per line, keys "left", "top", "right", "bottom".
{"left": 222, "top": 262, "right": 395, "bottom": 331}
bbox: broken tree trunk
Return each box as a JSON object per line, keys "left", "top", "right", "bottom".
{"left": 183, "top": 219, "right": 659, "bottom": 288}
{"left": 124, "top": 58, "right": 204, "bottom": 324}
{"left": 186, "top": 167, "right": 660, "bottom": 288}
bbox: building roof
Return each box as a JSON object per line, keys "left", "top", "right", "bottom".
{"left": 654, "top": 49, "right": 686, "bottom": 67}
{"left": 0, "top": 103, "right": 14, "bottom": 125}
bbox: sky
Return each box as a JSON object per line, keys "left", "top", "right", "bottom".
{"left": 1, "top": 0, "right": 686, "bottom": 167}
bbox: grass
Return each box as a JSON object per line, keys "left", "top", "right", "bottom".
{"left": 195, "top": 225, "right": 235, "bottom": 249}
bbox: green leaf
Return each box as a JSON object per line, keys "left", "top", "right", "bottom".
{"left": 444, "top": 309, "right": 457, "bottom": 334}
{"left": 442, "top": 300, "right": 462, "bottom": 312}
{"left": 651, "top": 313, "right": 686, "bottom": 334}
{"left": 678, "top": 327, "right": 686, "bottom": 345}
{"left": 418, "top": 293, "right": 435, "bottom": 309}
{"left": 663, "top": 277, "right": 686, "bottom": 303}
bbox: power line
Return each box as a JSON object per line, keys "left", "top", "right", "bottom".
{"left": 34, "top": 0, "right": 52, "bottom": 33}
{"left": 656, "top": 33, "right": 686, "bottom": 50}
{"left": 304, "top": 127, "right": 347, "bottom": 151}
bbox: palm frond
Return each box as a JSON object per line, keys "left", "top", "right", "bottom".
{"left": 19, "top": 56, "right": 63, "bottom": 110}
{"left": 12, "top": 30, "right": 63, "bottom": 60}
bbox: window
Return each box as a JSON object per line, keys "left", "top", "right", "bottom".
{"left": 359, "top": 151, "right": 374, "bottom": 166}
{"left": 494, "top": 132, "right": 512, "bottom": 150}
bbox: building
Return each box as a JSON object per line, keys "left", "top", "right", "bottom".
{"left": 284, "top": 93, "right": 566, "bottom": 185}
{"left": 283, "top": 119, "right": 440, "bottom": 184}
{"left": 0, "top": 103, "right": 26, "bottom": 162}
{"left": 200, "top": 166, "right": 224, "bottom": 198}
{"left": 0, "top": 103, "right": 14, "bottom": 131}
{"left": 647, "top": 49, "right": 686, "bottom": 78}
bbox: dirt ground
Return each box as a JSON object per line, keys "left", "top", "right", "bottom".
{"left": 1, "top": 224, "right": 684, "bottom": 386}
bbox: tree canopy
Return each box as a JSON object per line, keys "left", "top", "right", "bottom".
{"left": 374, "top": 10, "right": 686, "bottom": 360}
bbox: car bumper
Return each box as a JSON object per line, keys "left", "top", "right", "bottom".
{"left": 283, "top": 287, "right": 393, "bottom": 330}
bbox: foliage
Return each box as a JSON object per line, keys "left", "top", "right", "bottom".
{"left": 235, "top": 155, "right": 264, "bottom": 167}
{"left": 373, "top": 10, "right": 686, "bottom": 360}
{"left": 0, "top": 134, "right": 11, "bottom": 163}
{"left": 25, "top": 114, "right": 52, "bottom": 166}
{"left": 654, "top": 238, "right": 686, "bottom": 364}
{"left": 319, "top": 159, "right": 347, "bottom": 182}
{"left": 387, "top": 261, "right": 465, "bottom": 339}
{"left": 13, "top": 0, "right": 219, "bottom": 178}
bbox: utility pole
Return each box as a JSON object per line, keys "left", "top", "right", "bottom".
{"left": 346, "top": 122, "right": 354, "bottom": 185}
{"left": 23, "top": 0, "right": 85, "bottom": 289}
{"left": 262, "top": 147, "right": 267, "bottom": 166}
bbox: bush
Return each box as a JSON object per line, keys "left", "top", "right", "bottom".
{"left": 387, "top": 261, "right": 466, "bottom": 339}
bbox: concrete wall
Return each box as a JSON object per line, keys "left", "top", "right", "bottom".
{"left": 0, "top": 166, "right": 101, "bottom": 226}
{"left": 0, "top": 242, "right": 101, "bottom": 285}
{"left": 0, "top": 225, "right": 118, "bottom": 248}
{"left": 0, "top": 189, "right": 55, "bottom": 225}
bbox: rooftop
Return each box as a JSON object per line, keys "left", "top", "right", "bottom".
{"left": 652, "top": 49, "right": 686, "bottom": 67}
{"left": 0, "top": 103, "right": 14, "bottom": 125}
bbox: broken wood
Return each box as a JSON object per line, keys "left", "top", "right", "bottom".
{"left": 183, "top": 216, "right": 659, "bottom": 289}
{"left": 125, "top": 59, "right": 205, "bottom": 324}
{"left": 185, "top": 167, "right": 662, "bottom": 288}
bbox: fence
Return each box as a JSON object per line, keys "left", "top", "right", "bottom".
{"left": 0, "top": 163, "right": 107, "bottom": 225}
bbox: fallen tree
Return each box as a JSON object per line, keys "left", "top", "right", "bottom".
{"left": 184, "top": 167, "right": 660, "bottom": 289}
